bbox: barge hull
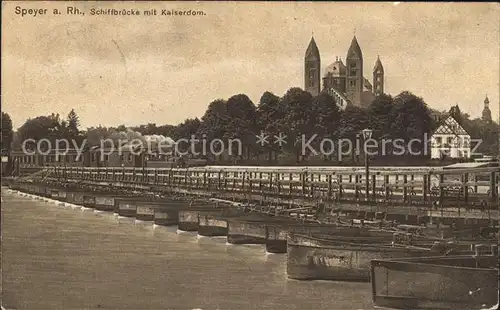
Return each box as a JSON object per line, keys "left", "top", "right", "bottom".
{"left": 227, "top": 234, "right": 266, "bottom": 244}
{"left": 371, "top": 255, "right": 498, "bottom": 309}
{"left": 177, "top": 222, "right": 198, "bottom": 232}
{"left": 118, "top": 210, "right": 136, "bottom": 218}
{"left": 266, "top": 240, "right": 286, "bottom": 253}
{"left": 286, "top": 233, "right": 437, "bottom": 282}
{"left": 198, "top": 216, "right": 229, "bottom": 236}
{"left": 153, "top": 210, "right": 179, "bottom": 226}
{"left": 197, "top": 225, "right": 228, "bottom": 236}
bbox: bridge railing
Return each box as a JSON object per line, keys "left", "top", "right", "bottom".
{"left": 48, "top": 166, "right": 499, "bottom": 207}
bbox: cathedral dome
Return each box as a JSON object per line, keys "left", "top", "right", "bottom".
{"left": 324, "top": 57, "right": 347, "bottom": 77}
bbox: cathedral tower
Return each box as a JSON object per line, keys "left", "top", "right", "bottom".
{"left": 345, "top": 36, "right": 363, "bottom": 106}
{"left": 304, "top": 36, "right": 321, "bottom": 96}
{"left": 482, "top": 95, "right": 492, "bottom": 122}
{"left": 373, "top": 55, "right": 384, "bottom": 96}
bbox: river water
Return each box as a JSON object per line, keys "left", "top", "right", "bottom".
{"left": 1, "top": 189, "right": 375, "bottom": 309}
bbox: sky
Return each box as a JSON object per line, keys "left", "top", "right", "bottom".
{"left": 2, "top": 2, "right": 499, "bottom": 130}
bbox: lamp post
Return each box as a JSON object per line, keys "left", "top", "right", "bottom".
{"left": 362, "top": 128, "right": 373, "bottom": 201}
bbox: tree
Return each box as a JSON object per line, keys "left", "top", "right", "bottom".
{"left": 309, "top": 93, "right": 342, "bottom": 161}
{"left": 337, "top": 104, "right": 369, "bottom": 162}
{"left": 197, "top": 99, "right": 230, "bottom": 160}
{"left": 314, "top": 93, "right": 341, "bottom": 140}
{"left": 257, "top": 91, "right": 285, "bottom": 162}
{"left": 132, "top": 123, "right": 164, "bottom": 136}
{"left": 449, "top": 105, "right": 464, "bottom": 126}
{"left": 86, "top": 126, "right": 111, "bottom": 147}
{"left": 16, "top": 114, "right": 65, "bottom": 151}
{"left": 390, "top": 91, "right": 432, "bottom": 154}
{"left": 173, "top": 118, "right": 201, "bottom": 140}
{"left": 466, "top": 118, "right": 499, "bottom": 156}
{"left": 477, "top": 120, "right": 498, "bottom": 156}
{"left": 172, "top": 118, "right": 202, "bottom": 155}
{"left": 156, "top": 124, "right": 176, "bottom": 138}
{"left": 1, "top": 112, "right": 13, "bottom": 153}
{"left": 116, "top": 125, "right": 127, "bottom": 132}
{"left": 225, "top": 94, "right": 258, "bottom": 161}
{"left": 67, "top": 109, "right": 80, "bottom": 135}
{"left": 281, "top": 88, "right": 316, "bottom": 162}
{"left": 338, "top": 104, "right": 369, "bottom": 139}
{"left": 368, "top": 94, "right": 394, "bottom": 140}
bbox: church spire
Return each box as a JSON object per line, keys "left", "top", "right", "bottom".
{"left": 346, "top": 35, "right": 362, "bottom": 60}
{"left": 373, "top": 55, "right": 384, "bottom": 73}
{"left": 305, "top": 36, "right": 320, "bottom": 60}
{"left": 373, "top": 55, "right": 384, "bottom": 96}
{"left": 482, "top": 94, "right": 492, "bottom": 122}
{"left": 304, "top": 36, "right": 321, "bottom": 96}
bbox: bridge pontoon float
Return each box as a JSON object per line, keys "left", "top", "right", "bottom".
{"left": 370, "top": 244, "right": 499, "bottom": 309}
{"left": 285, "top": 232, "right": 457, "bottom": 282}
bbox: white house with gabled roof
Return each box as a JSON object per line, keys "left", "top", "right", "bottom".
{"left": 430, "top": 115, "right": 471, "bottom": 159}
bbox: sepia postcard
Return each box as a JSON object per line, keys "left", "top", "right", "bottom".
{"left": 1, "top": 2, "right": 499, "bottom": 310}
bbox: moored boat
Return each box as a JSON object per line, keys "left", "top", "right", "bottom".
{"left": 226, "top": 214, "right": 303, "bottom": 245}
{"left": 55, "top": 190, "right": 67, "bottom": 202}
{"left": 286, "top": 232, "right": 443, "bottom": 282}
{"left": 135, "top": 205, "right": 156, "bottom": 221}
{"left": 197, "top": 208, "right": 244, "bottom": 236}
{"left": 227, "top": 218, "right": 268, "bottom": 244}
{"left": 67, "top": 192, "right": 84, "bottom": 205}
{"left": 178, "top": 209, "right": 200, "bottom": 231}
{"left": 154, "top": 208, "right": 180, "bottom": 226}
{"left": 134, "top": 201, "right": 188, "bottom": 221}
{"left": 34, "top": 184, "right": 48, "bottom": 197}
{"left": 94, "top": 195, "right": 120, "bottom": 212}
{"left": 113, "top": 196, "right": 174, "bottom": 217}
{"left": 371, "top": 245, "right": 499, "bottom": 309}
{"left": 265, "top": 225, "right": 289, "bottom": 253}
{"left": 82, "top": 194, "right": 96, "bottom": 208}
{"left": 117, "top": 200, "right": 137, "bottom": 218}
{"left": 49, "top": 188, "right": 62, "bottom": 200}
{"left": 197, "top": 213, "right": 229, "bottom": 236}
{"left": 266, "top": 223, "right": 404, "bottom": 254}
{"left": 396, "top": 223, "right": 499, "bottom": 242}
{"left": 177, "top": 203, "right": 229, "bottom": 232}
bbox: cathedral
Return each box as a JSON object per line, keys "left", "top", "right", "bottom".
{"left": 304, "top": 35, "right": 384, "bottom": 109}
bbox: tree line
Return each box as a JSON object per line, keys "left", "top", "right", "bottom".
{"left": 2, "top": 88, "right": 498, "bottom": 165}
